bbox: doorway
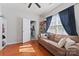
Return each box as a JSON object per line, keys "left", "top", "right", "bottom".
{"left": 30, "top": 21, "right": 36, "bottom": 40}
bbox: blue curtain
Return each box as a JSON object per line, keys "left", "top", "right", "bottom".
{"left": 45, "top": 16, "right": 52, "bottom": 32}
{"left": 59, "top": 6, "right": 78, "bottom": 35}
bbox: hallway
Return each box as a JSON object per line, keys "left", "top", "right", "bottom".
{"left": 0, "top": 40, "right": 52, "bottom": 56}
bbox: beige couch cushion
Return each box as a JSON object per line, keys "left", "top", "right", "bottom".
{"left": 48, "top": 34, "right": 79, "bottom": 43}
{"left": 58, "top": 38, "right": 66, "bottom": 48}
{"left": 65, "top": 38, "right": 76, "bottom": 50}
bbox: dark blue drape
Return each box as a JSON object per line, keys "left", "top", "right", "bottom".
{"left": 45, "top": 16, "right": 52, "bottom": 32}
{"left": 59, "top": 6, "right": 78, "bottom": 35}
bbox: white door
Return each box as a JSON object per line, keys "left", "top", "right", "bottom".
{"left": 23, "top": 18, "right": 30, "bottom": 43}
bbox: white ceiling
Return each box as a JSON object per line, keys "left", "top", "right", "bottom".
{"left": 0, "top": 3, "right": 60, "bottom": 16}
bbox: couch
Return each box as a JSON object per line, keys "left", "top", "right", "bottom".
{"left": 38, "top": 34, "right": 79, "bottom": 56}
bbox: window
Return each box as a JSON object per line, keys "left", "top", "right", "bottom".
{"left": 47, "top": 14, "right": 68, "bottom": 35}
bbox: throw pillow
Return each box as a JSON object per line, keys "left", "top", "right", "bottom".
{"left": 58, "top": 38, "right": 66, "bottom": 48}
{"left": 65, "top": 38, "right": 76, "bottom": 50}
{"left": 41, "top": 33, "right": 47, "bottom": 39}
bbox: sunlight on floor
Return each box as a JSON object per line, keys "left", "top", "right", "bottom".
{"left": 19, "top": 44, "right": 35, "bottom": 53}
{"left": 20, "top": 44, "right": 32, "bottom": 48}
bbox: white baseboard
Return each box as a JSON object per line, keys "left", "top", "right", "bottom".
{"left": 0, "top": 48, "right": 3, "bottom": 51}
{"left": 7, "top": 41, "right": 18, "bottom": 45}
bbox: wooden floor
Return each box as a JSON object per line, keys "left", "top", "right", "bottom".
{"left": 0, "top": 40, "right": 52, "bottom": 56}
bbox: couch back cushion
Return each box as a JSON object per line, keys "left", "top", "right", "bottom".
{"left": 47, "top": 34, "right": 79, "bottom": 43}
{"left": 48, "top": 34, "right": 66, "bottom": 42}
{"left": 54, "top": 34, "right": 67, "bottom": 42}
{"left": 68, "top": 36, "right": 79, "bottom": 43}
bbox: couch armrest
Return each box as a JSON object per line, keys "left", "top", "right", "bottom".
{"left": 38, "top": 39, "right": 66, "bottom": 56}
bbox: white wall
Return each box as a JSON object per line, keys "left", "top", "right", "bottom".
{"left": 74, "top": 4, "right": 79, "bottom": 35}
{"left": 16, "top": 17, "right": 23, "bottom": 43}
{"left": 0, "top": 5, "right": 2, "bottom": 16}
{"left": 0, "top": 6, "right": 2, "bottom": 49}
{"left": 0, "top": 4, "right": 40, "bottom": 45}
{"left": 0, "top": 18, "right": 2, "bottom": 50}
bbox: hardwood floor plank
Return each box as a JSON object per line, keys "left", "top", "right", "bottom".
{"left": 0, "top": 40, "right": 52, "bottom": 56}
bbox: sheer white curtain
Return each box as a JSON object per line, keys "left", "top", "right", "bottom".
{"left": 47, "top": 14, "right": 68, "bottom": 35}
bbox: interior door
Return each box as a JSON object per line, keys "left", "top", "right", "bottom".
{"left": 23, "top": 18, "right": 30, "bottom": 43}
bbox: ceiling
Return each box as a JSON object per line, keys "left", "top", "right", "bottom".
{"left": 0, "top": 3, "right": 60, "bottom": 16}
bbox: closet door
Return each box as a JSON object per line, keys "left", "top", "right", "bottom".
{"left": 23, "top": 18, "right": 30, "bottom": 43}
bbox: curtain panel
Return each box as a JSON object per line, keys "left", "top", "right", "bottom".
{"left": 45, "top": 16, "right": 52, "bottom": 32}
{"left": 59, "top": 6, "right": 78, "bottom": 35}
